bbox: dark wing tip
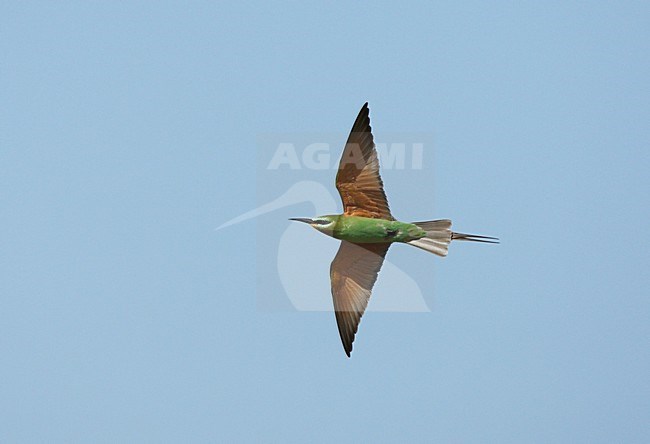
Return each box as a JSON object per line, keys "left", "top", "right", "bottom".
{"left": 356, "top": 102, "right": 369, "bottom": 118}
{"left": 358, "top": 103, "right": 369, "bottom": 120}
{"left": 352, "top": 103, "right": 371, "bottom": 135}
{"left": 343, "top": 337, "right": 353, "bottom": 357}
{"left": 337, "top": 312, "right": 357, "bottom": 358}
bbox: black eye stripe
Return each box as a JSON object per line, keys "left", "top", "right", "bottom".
{"left": 313, "top": 220, "right": 330, "bottom": 225}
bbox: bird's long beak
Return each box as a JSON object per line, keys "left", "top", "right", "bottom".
{"left": 289, "top": 217, "right": 313, "bottom": 224}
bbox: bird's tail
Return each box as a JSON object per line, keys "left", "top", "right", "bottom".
{"left": 406, "top": 219, "right": 498, "bottom": 257}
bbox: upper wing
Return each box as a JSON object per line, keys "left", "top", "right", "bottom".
{"left": 330, "top": 241, "right": 390, "bottom": 357}
{"left": 335, "top": 103, "right": 393, "bottom": 220}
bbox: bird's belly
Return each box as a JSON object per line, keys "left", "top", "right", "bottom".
{"left": 333, "top": 217, "right": 424, "bottom": 243}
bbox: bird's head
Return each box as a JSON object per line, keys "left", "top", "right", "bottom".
{"left": 289, "top": 215, "right": 338, "bottom": 235}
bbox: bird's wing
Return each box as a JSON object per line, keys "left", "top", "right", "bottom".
{"left": 330, "top": 241, "right": 390, "bottom": 356}
{"left": 335, "top": 103, "right": 393, "bottom": 220}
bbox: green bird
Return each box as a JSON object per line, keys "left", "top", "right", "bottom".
{"left": 290, "top": 103, "right": 497, "bottom": 357}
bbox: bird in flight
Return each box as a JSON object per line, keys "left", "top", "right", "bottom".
{"left": 290, "top": 103, "right": 497, "bottom": 357}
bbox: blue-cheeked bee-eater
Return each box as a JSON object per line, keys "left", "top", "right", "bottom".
{"left": 290, "top": 103, "right": 497, "bottom": 357}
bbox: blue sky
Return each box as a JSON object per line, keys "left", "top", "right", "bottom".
{"left": 1, "top": 1, "right": 649, "bottom": 442}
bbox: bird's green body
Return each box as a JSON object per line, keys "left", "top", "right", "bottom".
{"left": 324, "top": 215, "right": 426, "bottom": 243}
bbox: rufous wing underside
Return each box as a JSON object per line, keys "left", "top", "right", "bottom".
{"left": 330, "top": 241, "right": 390, "bottom": 356}
{"left": 335, "top": 103, "right": 393, "bottom": 220}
